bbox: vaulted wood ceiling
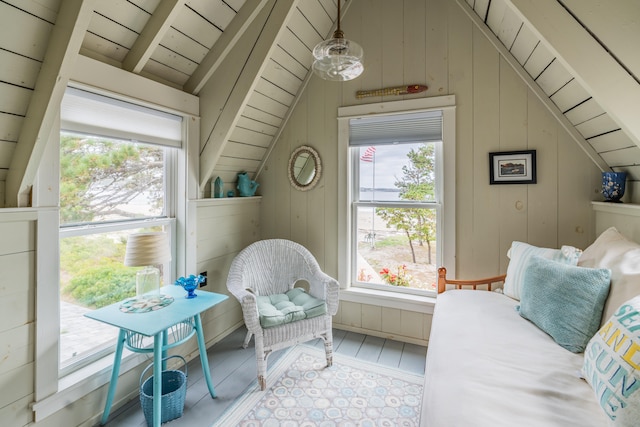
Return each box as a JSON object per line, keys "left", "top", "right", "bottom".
{"left": 0, "top": 0, "right": 638, "bottom": 207}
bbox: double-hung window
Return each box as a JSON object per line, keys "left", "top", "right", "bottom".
{"left": 58, "top": 87, "right": 182, "bottom": 375}
{"left": 339, "top": 97, "right": 456, "bottom": 296}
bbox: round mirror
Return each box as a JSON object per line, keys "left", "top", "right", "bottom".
{"left": 288, "top": 145, "right": 322, "bottom": 191}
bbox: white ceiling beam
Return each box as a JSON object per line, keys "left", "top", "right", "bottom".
{"left": 184, "top": 0, "right": 268, "bottom": 95}
{"left": 122, "top": 0, "right": 186, "bottom": 74}
{"left": 199, "top": 0, "right": 300, "bottom": 189}
{"left": 507, "top": 0, "right": 640, "bottom": 150}
{"left": 5, "top": 0, "right": 96, "bottom": 207}
{"left": 455, "top": 0, "right": 610, "bottom": 172}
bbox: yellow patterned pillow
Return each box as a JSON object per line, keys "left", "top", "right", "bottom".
{"left": 583, "top": 296, "right": 640, "bottom": 425}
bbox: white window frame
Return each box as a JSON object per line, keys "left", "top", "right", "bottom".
{"left": 31, "top": 57, "right": 200, "bottom": 421}
{"left": 338, "top": 96, "right": 456, "bottom": 296}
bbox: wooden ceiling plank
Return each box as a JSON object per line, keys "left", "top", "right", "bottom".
{"left": 247, "top": 91, "right": 288, "bottom": 119}
{"left": 237, "top": 116, "right": 278, "bottom": 136}
{"left": 536, "top": 59, "right": 573, "bottom": 96}
{"left": 3, "top": 0, "right": 60, "bottom": 23}
{"left": 0, "top": 2, "right": 53, "bottom": 61}
{"left": 0, "top": 114, "right": 23, "bottom": 142}
{"left": 199, "top": 0, "right": 299, "bottom": 189}
{"left": 523, "top": 42, "right": 554, "bottom": 80}
{"left": 242, "top": 105, "right": 283, "bottom": 128}
{"left": 287, "top": 7, "right": 323, "bottom": 50}
{"left": 550, "top": 79, "right": 590, "bottom": 112}
{"left": 564, "top": 98, "right": 605, "bottom": 126}
{"left": 80, "top": 32, "right": 129, "bottom": 63}
{"left": 298, "top": 0, "right": 333, "bottom": 37}
{"left": 455, "top": 0, "right": 610, "bottom": 173}
{"left": 0, "top": 49, "right": 42, "bottom": 89}
{"left": 271, "top": 46, "right": 308, "bottom": 80}
{"left": 184, "top": 0, "right": 268, "bottom": 94}
{"left": 509, "top": 22, "right": 538, "bottom": 66}
{"left": 94, "top": 0, "right": 151, "bottom": 33}
{"left": 123, "top": 0, "right": 187, "bottom": 73}
{"left": 600, "top": 146, "right": 640, "bottom": 167}
{"left": 87, "top": 12, "right": 139, "bottom": 49}
{"left": 575, "top": 113, "right": 620, "bottom": 139}
{"left": 5, "top": 0, "right": 96, "bottom": 207}
{"left": 589, "top": 131, "right": 633, "bottom": 154}
{"left": 508, "top": 0, "right": 640, "bottom": 151}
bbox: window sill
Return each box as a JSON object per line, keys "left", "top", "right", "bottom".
{"left": 339, "top": 286, "right": 436, "bottom": 314}
{"left": 32, "top": 350, "right": 150, "bottom": 422}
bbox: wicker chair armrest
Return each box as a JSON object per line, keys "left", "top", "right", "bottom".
{"left": 437, "top": 267, "right": 506, "bottom": 294}
{"left": 238, "top": 290, "right": 262, "bottom": 333}
{"left": 307, "top": 272, "right": 340, "bottom": 315}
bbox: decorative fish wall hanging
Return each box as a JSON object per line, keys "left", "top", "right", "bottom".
{"left": 356, "top": 84, "right": 428, "bottom": 99}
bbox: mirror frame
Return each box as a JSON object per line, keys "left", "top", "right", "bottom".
{"left": 288, "top": 145, "right": 322, "bottom": 191}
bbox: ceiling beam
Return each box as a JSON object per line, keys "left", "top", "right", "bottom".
{"left": 198, "top": 0, "right": 300, "bottom": 190}
{"left": 507, "top": 0, "right": 640, "bottom": 150}
{"left": 122, "top": 0, "right": 186, "bottom": 74}
{"left": 184, "top": 0, "right": 268, "bottom": 95}
{"left": 455, "top": 0, "right": 610, "bottom": 173}
{"left": 5, "top": 0, "right": 96, "bottom": 207}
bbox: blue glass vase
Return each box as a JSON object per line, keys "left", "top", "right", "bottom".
{"left": 602, "top": 172, "right": 627, "bottom": 203}
{"left": 183, "top": 282, "right": 198, "bottom": 299}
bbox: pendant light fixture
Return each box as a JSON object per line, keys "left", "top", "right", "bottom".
{"left": 312, "top": 0, "right": 364, "bottom": 81}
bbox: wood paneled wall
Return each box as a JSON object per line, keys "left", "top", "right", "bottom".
{"left": 193, "top": 197, "right": 262, "bottom": 344}
{"left": 259, "top": 0, "right": 601, "bottom": 341}
{"left": 0, "top": 212, "right": 36, "bottom": 425}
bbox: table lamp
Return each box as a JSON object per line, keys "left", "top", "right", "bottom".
{"left": 124, "top": 232, "right": 171, "bottom": 296}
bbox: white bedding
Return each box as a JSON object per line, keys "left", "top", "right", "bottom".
{"left": 422, "top": 290, "right": 607, "bottom": 426}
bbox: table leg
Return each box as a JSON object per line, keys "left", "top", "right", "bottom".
{"left": 194, "top": 314, "right": 217, "bottom": 398}
{"left": 153, "top": 332, "right": 164, "bottom": 427}
{"left": 100, "top": 329, "right": 126, "bottom": 425}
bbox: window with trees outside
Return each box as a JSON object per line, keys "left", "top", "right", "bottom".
{"left": 58, "top": 87, "right": 181, "bottom": 375}
{"left": 350, "top": 110, "right": 445, "bottom": 295}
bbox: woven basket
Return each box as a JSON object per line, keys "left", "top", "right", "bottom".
{"left": 139, "top": 355, "right": 187, "bottom": 427}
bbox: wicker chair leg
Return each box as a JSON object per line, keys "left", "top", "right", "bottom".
{"left": 323, "top": 332, "right": 334, "bottom": 367}
{"left": 242, "top": 331, "right": 252, "bottom": 349}
{"left": 258, "top": 375, "right": 266, "bottom": 391}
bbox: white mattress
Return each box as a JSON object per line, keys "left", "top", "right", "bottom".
{"left": 422, "top": 290, "right": 607, "bottom": 427}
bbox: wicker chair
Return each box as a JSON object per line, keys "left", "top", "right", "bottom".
{"left": 226, "top": 239, "right": 339, "bottom": 390}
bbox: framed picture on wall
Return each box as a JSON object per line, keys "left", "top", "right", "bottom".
{"left": 489, "top": 150, "right": 537, "bottom": 184}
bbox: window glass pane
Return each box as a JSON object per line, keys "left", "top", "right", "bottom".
{"left": 59, "top": 226, "right": 168, "bottom": 369}
{"left": 355, "top": 206, "right": 437, "bottom": 291}
{"left": 60, "top": 133, "right": 165, "bottom": 226}
{"left": 357, "top": 143, "right": 436, "bottom": 202}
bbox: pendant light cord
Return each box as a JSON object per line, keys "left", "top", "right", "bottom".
{"left": 333, "top": 0, "right": 344, "bottom": 39}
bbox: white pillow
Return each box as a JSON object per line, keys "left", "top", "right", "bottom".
{"left": 579, "top": 226, "right": 640, "bottom": 326}
{"left": 503, "top": 241, "right": 582, "bottom": 300}
{"left": 583, "top": 295, "right": 640, "bottom": 425}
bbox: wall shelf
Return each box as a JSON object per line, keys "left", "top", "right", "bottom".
{"left": 192, "top": 196, "right": 262, "bottom": 206}
{"left": 592, "top": 201, "right": 640, "bottom": 218}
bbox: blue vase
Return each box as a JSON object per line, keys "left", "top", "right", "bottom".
{"left": 602, "top": 172, "right": 627, "bottom": 202}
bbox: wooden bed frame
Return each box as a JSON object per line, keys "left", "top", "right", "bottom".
{"left": 437, "top": 267, "right": 506, "bottom": 294}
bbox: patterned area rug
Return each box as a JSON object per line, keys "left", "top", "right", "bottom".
{"left": 212, "top": 344, "right": 424, "bottom": 426}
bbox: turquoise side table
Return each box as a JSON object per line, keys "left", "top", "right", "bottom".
{"left": 85, "top": 285, "right": 228, "bottom": 426}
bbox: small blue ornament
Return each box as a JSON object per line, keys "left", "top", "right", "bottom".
{"left": 213, "top": 177, "right": 224, "bottom": 198}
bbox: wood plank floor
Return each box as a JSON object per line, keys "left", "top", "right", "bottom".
{"left": 105, "top": 327, "right": 427, "bottom": 426}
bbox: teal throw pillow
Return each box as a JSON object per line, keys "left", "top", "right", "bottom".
{"left": 518, "top": 255, "right": 611, "bottom": 353}
{"left": 583, "top": 296, "right": 640, "bottom": 425}
{"left": 504, "top": 241, "right": 582, "bottom": 300}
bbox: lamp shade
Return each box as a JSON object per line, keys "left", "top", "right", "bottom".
{"left": 124, "top": 232, "right": 171, "bottom": 267}
{"left": 312, "top": 37, "right": 364, "bottom": 81}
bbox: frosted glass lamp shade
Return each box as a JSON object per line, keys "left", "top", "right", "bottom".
{"left": 312, "top": 37, "right": 364, "bottom": 81}
{"left": 124, "top": 232, "right": 171, "bottom": 296}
